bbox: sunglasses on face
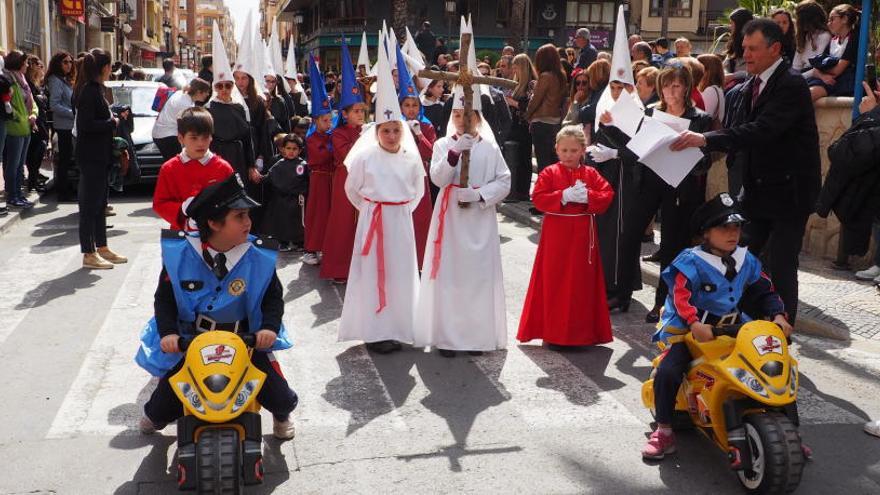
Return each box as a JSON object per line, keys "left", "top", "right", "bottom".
{"left": 62, "top": 60, "right": 72, "bottom": 65}
{"left": 215, "top": 82, "right": 233, "bottom": 90}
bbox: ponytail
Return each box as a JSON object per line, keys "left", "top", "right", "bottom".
{"left": 73, "top": 48, "right": 111, "bottom": 102}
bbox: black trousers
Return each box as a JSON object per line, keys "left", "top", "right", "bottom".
{"left": 154, "top": 136, "right": 182, "bottom": 162}
{"left": 743, "top": 215, "right": 808, "bottom": 323}
{"left": 504, "top": 138, "right": 533, "bottom": 200}
{"left": 55, "top": 129, "right": 75, "bottom": 197}
{"left": 144, "top": 350, "right": 298, "bottom": 425}
{"left": 653, "top": 342, "right": 692, "bottom": 425}
{"left": 77, "top": 164, "right": 108, "bottom": 253}
{"left": 530, "top": 122, "right": 560, "bottom": 174}
{"left": 26, "top": 132, "right": 47, "bottom": 188}
{"left": 618, "top": 170, "right": 705, "bottom": 306}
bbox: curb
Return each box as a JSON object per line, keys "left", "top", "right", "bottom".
{"left": 498, "top": 202, "right": 850, "bottom": 342}
{"left": 0, "top": 188, "right": 44, "bottom": 237}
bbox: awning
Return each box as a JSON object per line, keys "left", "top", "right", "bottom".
{"left": 130, "top": 40, "right": 160, "bottom": 52}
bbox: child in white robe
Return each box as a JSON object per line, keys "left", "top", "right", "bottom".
{"left": 337, "top": 29, "right": 426, "bottom": 354}
{"left": 414, "top": 87, "right": 512, "bottom": 357}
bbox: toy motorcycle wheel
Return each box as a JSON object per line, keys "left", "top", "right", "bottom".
{"left": 197, "top": 428, "right": 243, "bottom": 494}
{"left": 737, "top": 413, "right": 804, "bottom": 494}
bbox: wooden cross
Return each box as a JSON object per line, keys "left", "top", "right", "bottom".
{"left": 416, "top": 32, "right": 516, "bottom": 207}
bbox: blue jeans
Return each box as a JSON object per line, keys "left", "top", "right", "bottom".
{"left": 3, "top": 133, "right": 31, "bottom": 203}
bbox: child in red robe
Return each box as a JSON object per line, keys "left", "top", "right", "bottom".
{"left": 319, "top": 104, "right": 365, "bottom": 282}
{"left": 517, "top": 125, "right": 615, "bottom": 347}
{"left": 152, "top": 107, "right": 233, "bottom": 230}
{"left": 302, "top": 113, "right": 334, "bottom": 265}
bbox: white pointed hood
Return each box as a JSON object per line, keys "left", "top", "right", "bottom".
{"left": 212, "top": 21, "right": 234, "bottom": 84}
{"left": 374, "top": 29, "right": 403, "bottom": 125}
{"left": 270, "top": 25, "right": 291, "bottom": 92}
{"left": 608, "top": 6, "right": 633, "bottom": 85}
{"left": 233, "top": 10, "right": 256, "bottom": 77}
{"left": 593, "top": 5, "right": 643, "bottom": 133}
{"left": 357, "top": 31, "right": 371, "bottom": 72}
{"left": 284, "top": 33, "right": 298, "bottom": 79}
{"left": 460, "top": 15, "right": 490, "bottom": 100}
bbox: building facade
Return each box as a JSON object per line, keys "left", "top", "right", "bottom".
{"left": 194, "top": 0, "right": 236, "bottom": 66}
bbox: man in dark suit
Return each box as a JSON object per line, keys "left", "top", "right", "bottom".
{"left": 672, "top": 19, "right": 821, "bottom": 323}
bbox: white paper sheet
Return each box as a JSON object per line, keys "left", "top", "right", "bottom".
{"left": 650, "top": 109, "right": 691, "bottom": 133}
{"left": 626, "top": 117, "right": 704, "bottom": 188}
{"left": 608, "top": 91, "right": 644, "bottom": 137}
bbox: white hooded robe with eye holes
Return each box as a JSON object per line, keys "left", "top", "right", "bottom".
{"left": 337, "top": 27, "right": 425, "bottom": 344}
{"left": 413, "top": 84, "right": 512, "bottom": 351}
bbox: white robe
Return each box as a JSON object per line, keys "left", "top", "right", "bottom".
{"left": 413, "top": 136, "right": 511, "bottom": 351}
{"left": 338, "top": 145, "right": 425, "bottom": 343}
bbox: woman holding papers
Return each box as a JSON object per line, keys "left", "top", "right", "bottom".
{"left": 595, "top": 64, "right": 712, "bottom": 322}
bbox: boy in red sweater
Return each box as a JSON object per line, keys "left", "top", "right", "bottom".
{"left": 152, "top": 107, "right": 233, "bottom": 229}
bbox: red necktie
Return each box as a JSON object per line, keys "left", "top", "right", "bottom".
{"left": 751, "top": 76, "right": 762, "bottom": 109}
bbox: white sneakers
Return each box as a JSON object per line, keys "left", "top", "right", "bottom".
{"left": 855, "top": 265, "right": 880, "bottom": 282}
{"left": 866, "top": 420, "right": 880, "bottom": 438}
{"left": 273, "top": 418, "right": 296, "bottom": 440}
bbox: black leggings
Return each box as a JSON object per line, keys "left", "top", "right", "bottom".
{"left": 55, "top": 130, "right": 75, "bottom": 196}
{"left": 530, "top": 122, "right": 560, "bottom": 174}
{"left": 77, "top": 165, "right": 108, "bottom": 253}
{"left": 144, "top": 350, "right": 298, "bottom": 424}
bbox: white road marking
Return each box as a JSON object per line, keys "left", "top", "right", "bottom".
{"left": 46, "top": 244, "right": 161, "bottom": 438}
{"left": 0, "top": 246, "right": 80, "bottom": 347}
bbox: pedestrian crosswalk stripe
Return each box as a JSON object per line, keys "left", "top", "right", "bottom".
{"left": 0, "top": 245, "right": 80, "bottom": 347}
{"left": 46, "top": 244, "right": 161, "bottom": 439}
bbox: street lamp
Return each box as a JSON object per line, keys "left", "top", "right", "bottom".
{"left": 445, "top": 1, "right": 455, "bottom": 41}
{"left": 163, "top": 20, "right": 172, "bottom": 57}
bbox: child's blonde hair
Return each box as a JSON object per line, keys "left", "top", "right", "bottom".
{"left": 556, "top": 125, "right": 587, "bottom": 147}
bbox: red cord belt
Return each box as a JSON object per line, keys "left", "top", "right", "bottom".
{"left": 361, "top": 198, "right": 410, "bottom": 313}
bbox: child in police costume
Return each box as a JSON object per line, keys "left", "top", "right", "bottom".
{"left": 642, "top": 193, "right": 792, "bottom": 460}
{"left": 136, "top": 173, "right": 298, "bottom": 440}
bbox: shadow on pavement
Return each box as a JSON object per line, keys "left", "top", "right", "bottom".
{"left": 519, "top": 344, "right": 620, "bottom": 407}
{"left": 409, "top": 349, "right": 515, "bottom": 472}
{"left": 15, "top": 269, "right": 101, "bottom": 310}
{"left": 281, "top": 263, "right": 341, "bottom": 329}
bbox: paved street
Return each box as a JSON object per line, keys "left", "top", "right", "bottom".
{"left": 1, "top": 191, "right": 879, "bottom": 494}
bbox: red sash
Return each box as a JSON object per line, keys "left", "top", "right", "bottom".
{"left": 361, "top": 198, "right": 409, "bottom": 313}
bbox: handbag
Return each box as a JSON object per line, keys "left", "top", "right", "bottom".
{"left": 808, "top": 54, "right": 839, "bottom": 71}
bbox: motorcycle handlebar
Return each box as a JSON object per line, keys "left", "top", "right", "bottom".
{"left": 711, "top": 323, "right": 792, "bottom": 345}
{"left": 175, "top": 333, "right": 257, "bottom": 353}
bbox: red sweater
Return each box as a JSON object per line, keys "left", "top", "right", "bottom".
{"left": 152, "top": 154, "right": 234, "bottom": 229}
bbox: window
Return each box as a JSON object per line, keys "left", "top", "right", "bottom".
{"left": 497, "top": 0, "right": 512, "bottom": 28}
{"left": 649, "top": 0, "right": 693, "bottom": 18}
{"left": 566, "top": 1, "right": 615, "bottom": 26}
{"left": 14, "top": 0, "right": 40, "bottom": 50}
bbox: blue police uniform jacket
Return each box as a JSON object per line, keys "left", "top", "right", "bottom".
{"left": 135, "top": 231, "right": 293, "bottom": 376}
{"left": 655, "top": 246, "right": 762, "bottom": 344}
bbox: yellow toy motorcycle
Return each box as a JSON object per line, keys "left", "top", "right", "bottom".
{"left": 173, "top": 331, "right": 266, "bottom": 493}
{"left": 641, "top": 320, "right": 805, "bottom": 494}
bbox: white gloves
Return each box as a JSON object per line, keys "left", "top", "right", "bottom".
{"left": 450, "top": 134, "right": 476, "bottom": 153}
{"left": 254, "top": 157, "right": 265, "bottom": 172}
{"left": 561, "top": 181, "right": 588, "bottom": 205}
{"left": 457, "top": 187, "right": 482, "bottom": 203}
{"left": 181, "top": 196, "right": 196, "bottom": 216}
{"left": 587, "top": 144, "right": 618, "bottom": 163}
{"left": 407, "top": 120, "right": 422, "bottom": 135}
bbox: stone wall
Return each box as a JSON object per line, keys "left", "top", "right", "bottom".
{"left": 704, "top": 97, "right": 872, "bottom": 264}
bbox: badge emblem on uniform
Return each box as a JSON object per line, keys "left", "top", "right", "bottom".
{"left": 296, "top": 164, "right": 305, "bottom": 175}
{"left": 228, "top": 278, "right": 246, "bottom": 296}
{"left": 721, "top": 193, "right": 734, "bottom": 206}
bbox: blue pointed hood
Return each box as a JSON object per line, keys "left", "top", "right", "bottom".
{"left": 332, "top": 35, "right": 364, "bottom": 130}
{"left": 307, "top": 53, "right": 332, "bottom": 138}
{"left": 309, "top": 53, "right": 331, "bottom": 118}
{"left": 395, "top": 43, "right": 431, "bottom": 125}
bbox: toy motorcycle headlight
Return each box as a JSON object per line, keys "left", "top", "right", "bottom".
{"left": 230, "top": 379, "right": 261, "bottom": 414}
{"left": 728, "top": 367, "right": 769, "bottom": 399}
{"left": 176, "top": 382, "right": 206, "bottom": 414}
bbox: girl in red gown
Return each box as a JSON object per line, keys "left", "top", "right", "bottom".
{"left": 517, "top": 125, "right": 615, "bottom": 347}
